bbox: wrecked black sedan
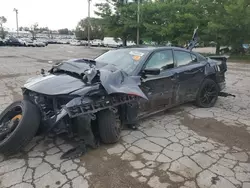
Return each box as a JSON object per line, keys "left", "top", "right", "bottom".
{"left": 0, "top": 47, "right": 228, "bottom": 157}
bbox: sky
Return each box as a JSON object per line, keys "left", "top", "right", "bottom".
{"left": 1, "top": 0, "right": 104, "bottom": 30}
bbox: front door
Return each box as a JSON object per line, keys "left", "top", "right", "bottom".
{"left": 138, "top": 49, "right": 177, "bottom": 115}
{"left": 173, "top": 50, "right": 206, "bottom": 103}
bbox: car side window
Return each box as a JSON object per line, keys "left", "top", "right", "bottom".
{"left": 145, "top": 50, "right": 174, "bottom": 71}
{"left": 175, "top": 51, "right": 193, "bottom": 67}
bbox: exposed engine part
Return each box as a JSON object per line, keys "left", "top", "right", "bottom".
{"left": 109, "top": 107, "right": 118, "bottom": 114}
{"left": 26, "top": 91, "right": 72, "bottom": 122}
{"left": 32, "top": 94, "right": 56, "bottom": 120}
{"left": 127, "top": 102, "right": 136, "bottom": 107}
{"left": 66, "top": 95, "right": 140, "bottom": 118}
{"left": 88, "top": 113, "right": 96, "bottom": 120}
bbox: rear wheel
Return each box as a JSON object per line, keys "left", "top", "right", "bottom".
{"left": 0, "top": 100, "right": 40, "bottom": 155}
{"left": 97, "top": 109, "right": 121, "bottom": 144}
{"left": 196, "top": 79, "right": 219, "bottom": 108}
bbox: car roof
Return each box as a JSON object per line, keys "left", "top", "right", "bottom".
{"left": 118, "top": 46, "right": 194, "bottom": 53}
{"left": 115, "top": 46, "right": 206, "bottom": 60}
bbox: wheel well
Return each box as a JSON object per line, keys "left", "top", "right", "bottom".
{"left": 205, "top": 74, "right": 216, "bottom": 82}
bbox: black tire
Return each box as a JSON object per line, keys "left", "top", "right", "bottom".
{"left": 97, "top": 109, "right": 121, "bottom": 144}
{"left": 196, "top": 78, "right": 219, "bottom": 108}
{"left": 0, "top": 100, "right": 40, "bottom": 155}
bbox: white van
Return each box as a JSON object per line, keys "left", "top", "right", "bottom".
{"left": 127, "top": 41, "right": 136, "bottom": 46}
{"left": 103, "top": 37, "right": 123, "bottom": 48}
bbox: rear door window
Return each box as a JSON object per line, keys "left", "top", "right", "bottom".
{"left": 174, "top": 51, "right": 193, "bottom": 67}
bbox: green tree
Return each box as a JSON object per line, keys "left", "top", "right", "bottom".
{"left": 142, "top": 0, "right": 203, "bottom": 45}
{"left": 198, "top": 0, "right": 250, "bottom": 54}
{"left": 19, "top": 26, "right": 31, "bottom": 31}
{"left": 96, "top": 0, "right": 202, "bottom": 46}
{"left": 0, "top": 16, "right": 7, "bottom": 39}
{"left": 96, "top": 0, "right": 250, "bottom": 54}
{"left": 223, "top": 0, "right": 250, "bottom": 54}
{"left": 95, "top": 0, "right": 139, "bottom": 45}
{"left": 38, "top": 27, "right": 49, "bottom": 32}
{"left": 58, "top": 28, "right": 69, "bottom": 35}
{"left": 75, "top": 18, "right": 105, "bottom": 40}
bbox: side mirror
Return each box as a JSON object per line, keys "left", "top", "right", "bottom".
{"left": 143, "top": 68, "right": 160, "bottom": 75}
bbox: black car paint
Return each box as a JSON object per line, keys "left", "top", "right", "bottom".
{"left": 24, "top": 74, "right": 86, "bottom": 95}
{"left": 135, "top": 47, "right": 225, "bottom": 116}
{"left": 4, "top": 38, "right": 23, "bottom": 46}
{"left": 24, "top": 58, "right": 147, "bottom": 99}
{"left": 23, "top": 47, "right": 226, "bottom": 127}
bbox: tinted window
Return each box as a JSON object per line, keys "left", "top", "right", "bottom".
{"left": 145, "top": 50, "right": 174, "bottom": 71}
{"left": 175, "top": 51, "right": 192, "bottom": 67}
{"left": 197, "top": 53, "right": 207, "bottom": 61}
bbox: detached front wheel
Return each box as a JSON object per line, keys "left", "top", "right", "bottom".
{"left": 196, "top": 79, "right": 219, "bottom": 108}
{"left": 0, "top": 100, "right": 40, "bottom": 155}
{"left": 97, "top": 109, "right": 121, "bottom": 144}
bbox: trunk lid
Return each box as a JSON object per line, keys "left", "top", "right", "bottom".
{"left": 207, "top": 55, "right": 229, "bottom": 72}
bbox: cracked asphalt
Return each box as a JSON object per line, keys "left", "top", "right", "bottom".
{"left": 0, "top": 45, "right": 250, "bottom": 188}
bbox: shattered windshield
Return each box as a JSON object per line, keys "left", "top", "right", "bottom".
{"left": 95, "top": 49, "right": 148, "bottom": 74}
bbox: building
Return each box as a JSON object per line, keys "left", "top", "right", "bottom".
{"left": 5, "top": 29, "right": 31, "bottom": 38}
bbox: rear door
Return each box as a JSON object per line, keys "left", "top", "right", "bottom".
{"left": 139, "top": 49, "right": 177, "bottom": 114}
{"left": 173, "top": 50, "right": 206, "bottom": 103}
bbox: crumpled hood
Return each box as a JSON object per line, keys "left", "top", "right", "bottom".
{"left": 24, "top": 58, "right": 148, "bottom": 99}
{"left": 24, "top": 74, "right": 85, "bottom": 95}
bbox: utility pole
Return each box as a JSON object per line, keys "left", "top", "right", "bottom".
{"left": 13, "top": 8, "right": 19, "bottom": 37}
{"left": 87, "top": 0, "right": 91, "bottom": 47}
{"left": 137, "top": 0, "right": 140, "bottom": 45}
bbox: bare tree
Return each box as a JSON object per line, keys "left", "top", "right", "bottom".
{"left": 30, "top": 23, "right": 39, "bottom": 40}
{"left": 0, "top": 16, "right": 7, "bottom": 39}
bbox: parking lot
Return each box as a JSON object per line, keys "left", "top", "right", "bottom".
{"left": 0, "top": 44, "right": 250, "bottom": 188}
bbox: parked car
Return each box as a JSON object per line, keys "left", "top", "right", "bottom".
{"left": 0, "top": 46, "right": 230, "bottom": 158}
{"left": 70, "top": 40, "right": 81, "bottom": 46}
{"left": 37, "top": 39, "right": 48, "bottom": 46}
{"left": 0, "top": 38, "right": 5, "bottom": 46}
{"left": 48, "top": 39, "right": 57, "bottom": 44}
{"left": 82, "top": 40, "right": 89, "bottom": 46}
{"left": 17, "top": 39, "right": 28, "bottom": 46}
{"left": 5, "top": 37, "right": 24, "bottom": 46}
{"left": 91, "top": 39, "right": 103, "bottom": 47}
{"left": 33, "top": 40, "right": 46, "bottom": 47}
{"left": 103, "top": 37, "right": 123, "bottom": 47}
{"left": 22, "top": 38, "right": 36, "bottom": 47}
